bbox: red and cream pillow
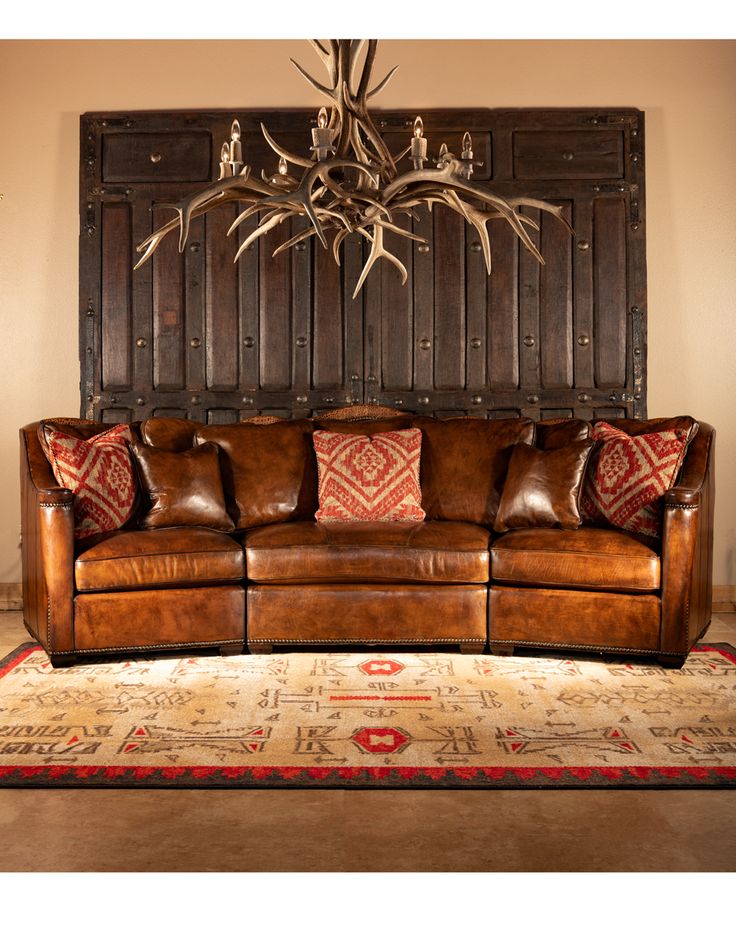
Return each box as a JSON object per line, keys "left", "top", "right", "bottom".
{"left": 42, "top": 423, "right": 137, "bottom": 539}
{"left": 313, "top": 428, "right": 425, "bottom": 522}
{"left": 581, "top": 421, "right": 693, "bottom": 538}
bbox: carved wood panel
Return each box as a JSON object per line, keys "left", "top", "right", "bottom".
{"left": 79, "top": 107, "right": 646, "bottom": 423}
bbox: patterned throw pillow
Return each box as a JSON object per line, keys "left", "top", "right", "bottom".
{"left": 43, "top": 423, "right": 137, "bottom": 539}
{"left": 313, "top": 428, "right": 425, "bottom": 522}
{"left": 580, "top": 421, "right": 691, "bottom": 538}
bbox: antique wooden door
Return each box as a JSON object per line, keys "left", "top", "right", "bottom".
{"left": 80, "top": 107, "right": 646, "bottom": 423}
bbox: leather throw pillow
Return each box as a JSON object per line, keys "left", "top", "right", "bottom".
{"left": 194, "top": 421, "right": 315, "bottom": 530}
{"left": 41, "top": 422, "right": 137, "bottom": 540}
{"left": 580, "top": 421, "right": 693, "bottom": 538}
{"left": 313, "top": 428, "right": 425, "bottom": 522}
{"left": 130, "top": 440, "right": 234, "bottom": 531}
{"left": 494, "top": 439, "right": 595, "bottom": 533}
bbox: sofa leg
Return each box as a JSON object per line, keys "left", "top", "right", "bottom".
{"left": 248, "top": 642, "right": 274, "bottom": 655}
{"left": 458, "top": 642, "right": 485, "bottom": 655}
{"left": 219, "top": 643, "right": 244, "bottom": 657}
{"left": 657, "top": 653, "right": 687, "bottom": 669}
{"left": 48, "top": 653, "right": 78, "bottom": 668}
{"left": 490, "top": 642, "right": 514, "bottom": 657}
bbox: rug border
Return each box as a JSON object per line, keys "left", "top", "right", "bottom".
{"left": 1, "top": 642, "right": 734, "bottom": 790}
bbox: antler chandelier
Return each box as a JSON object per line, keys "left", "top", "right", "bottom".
{"left": 135, "top": 40, "right": 572, "bottom": 297}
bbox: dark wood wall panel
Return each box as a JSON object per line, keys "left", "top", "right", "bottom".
{"left": 487, "top": 224, "right": 519, "bottom": 391}
{"left": 313, "top": 233, "right": 344, "bottom": 389}
{"left": 593, "top": 197, "right": 628, "bottom": 389}
{"left": 152, "top": 205, "right": 185, "bottom": 390}
{"left": 540, "top": 202, "right": 573, "bottom": 390}
{"left": 433, "top": 207, "right": 466, "bottom": 390}
{"left": 259, "top": 220, "right": 292, "bottom": 392}
{"left": 80, "top": 107, "right": 646, "bottom": 423}
{"left": 205, "top": 206, "right": 240, "bottom": 391}
{"left": 100, "top": 202, "right": 132, "bottom": 390}
{"left": 379, "top": 219, "right": 414, "bottom": 393}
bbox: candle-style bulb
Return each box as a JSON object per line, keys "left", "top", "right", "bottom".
{"left": 278, "top": 157, "right": 288, "bottom": 176}
{"left": 219, "top": 142, "right": 233, "bottom": 179}
{"left": 229, "top": 119, "right": 243, "bottom": 173}
{"left": 462, "top": 132, "right": 472, "bottom": 156}
{"left": 413, "top": 116, "right": 424, "bottom": 139}
{"left": 318, "top": 107, "right": 328, "bottom": 129}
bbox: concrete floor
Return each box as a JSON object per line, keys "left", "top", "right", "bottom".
{"left": 0, "top": 610, "right": 734, "bottom": 873}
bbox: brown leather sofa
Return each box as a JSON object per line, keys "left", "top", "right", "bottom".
{"left": 19, "top": 406, "right": 715, "bottom": 669}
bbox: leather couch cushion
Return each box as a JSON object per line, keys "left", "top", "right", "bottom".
{"left": 491, "top": 527, "right": 660, "bottom": 592}
{"left": 195, "top": 421, "right": 316, "bottom": 530}
{"left": 131, "top": 440, "right": 234, "bottom": 531}
{"left": 140, "top": 416, "right": 199, "bottom": 452}
{"left": 534, "top": 418, "right": 590, "bottom": 450}
{"left": 494, "top": 439, "right": 594, "bottom": 533}
{"left": 75, "top": 528, "right": 244, "bottom": 591}
{"left": 413, "top": 416, "right": 534, "bottom": 527}
{"left": 244, "top": 520, "right": 490, "bottom": 583}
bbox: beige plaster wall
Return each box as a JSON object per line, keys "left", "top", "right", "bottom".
{"left": 1, "top": 39, "right": 734, "bottom": 585}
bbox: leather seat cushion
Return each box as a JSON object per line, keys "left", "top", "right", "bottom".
{"left": 244, "top": 521, "right": 490, "bottom": 583}
{"left": 491, "top": 527, "right": 660, "bottom": 592}
{"left": 75, "top": 528, "right": 245, "bottom": 592}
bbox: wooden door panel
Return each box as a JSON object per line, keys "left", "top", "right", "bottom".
{"left": 100, "top": 202, "right": 133, "bottom": 390}
{"left": 81, "top": 107, "right": 646, "bottom": 422}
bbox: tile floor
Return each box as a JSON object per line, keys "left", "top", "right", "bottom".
{"left": 0, "top": 610, "right": 734, "bottom": 872}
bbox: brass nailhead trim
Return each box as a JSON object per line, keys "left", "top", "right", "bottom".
{"left": 666, "top": 503, "right": 698, "bottom": 510}
{"left": 40, "top": 502, "right": 73, "bottom": 509}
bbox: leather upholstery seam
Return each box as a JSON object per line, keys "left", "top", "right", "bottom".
{"left": 489, "top": 639, "right": 665, "bottom": 654}
{"left": 248, "top": 637, "right": 485, "bottom": 644}
{"left": 490, "top": 546, "right": 658, "bottom": 560}
{"left": 247, "top": 545, "right": 489, "bottom": 555}
{"left": 77, "top": 548, "right": 243, "bottom": 564}
{"left": 52, "top": 638, "right": 243, "bottom": 655}
{"left": 490, "top": 574, "right": 658, "bottom": 592}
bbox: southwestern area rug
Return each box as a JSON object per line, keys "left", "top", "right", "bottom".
{"left": 0, "top": 642, "right": 734, "bottom": 788}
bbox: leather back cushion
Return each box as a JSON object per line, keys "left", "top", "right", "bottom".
{"left": 413, "top": 417, "right": 534, "bottom": 526}
{"left": 140, "top": 417, "right": 199, "bottom": 452}
{"left": 195, "top": 421, "right": 316, "bottom": 530}
{"left": 130, "top": 440, "right": 234, "bottom": 531}
{"left": 494, "top": 439, "right": 595, "bottom": 533}
{"left": 535, "top": 419, "right": 591, "bottom": 450}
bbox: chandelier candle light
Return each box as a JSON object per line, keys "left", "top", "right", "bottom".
{"left": 135, "top": 39, "right": 573, "bottom": 297}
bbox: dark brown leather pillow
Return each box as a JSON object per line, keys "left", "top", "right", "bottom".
{"left": 140, "top": 417, "right": 200, "bottom": 452}
{"left": 194, "top": 421, "right": 316, "bottom": 530}
{"left": 130, "top": 439, "right": 234, "bottom": 531}
{"left": 535, "top": 418, "right": 591, "bottom": 450}
{"left": 493, "top": 439, "right": 595, "bottom": 533}
{"left": 413, "top": 416, "right": 535, "bottom": 527}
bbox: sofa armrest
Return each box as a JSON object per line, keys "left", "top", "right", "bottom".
{"left": 660, "top": 423, "right": 715, "bottom": 656}
{"left": 19, "top": 424, "right": 76, "bottom": 657}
